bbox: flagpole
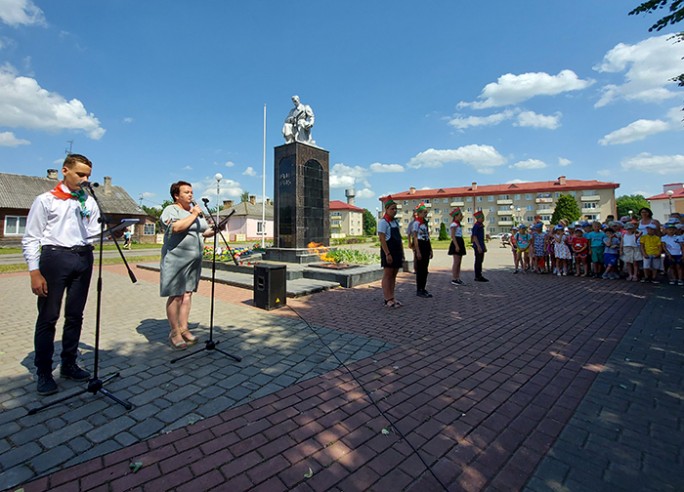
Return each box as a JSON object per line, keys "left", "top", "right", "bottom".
{"left": 261, "top": 104, "right": 267, "bottom": 249}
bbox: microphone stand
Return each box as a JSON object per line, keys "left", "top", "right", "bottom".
{"left": 171, "top": 200, "right": 241, "bottom": 364}
{"left": 28, "top": 182, "right": 133, "bottom": 415}
{"left": 203, "top": 198, "right": 239, "bottom": 266}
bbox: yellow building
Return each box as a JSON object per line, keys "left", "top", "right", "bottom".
{"left": 330, "top": 200, "right": 364, "bottom": 237}
{"left": 380, "top": 176, "right": 619, "bottom": 236}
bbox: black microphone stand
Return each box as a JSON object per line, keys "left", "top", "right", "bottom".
{"left": 28, "top": 182, "right": 134, "bottom": 415}
{"left": 171, "top": 200, "right": 241, "bottom": 364}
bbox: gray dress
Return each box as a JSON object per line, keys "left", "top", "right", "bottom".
{"left": 159, "top": 205, "right": 209, "bottom": 297}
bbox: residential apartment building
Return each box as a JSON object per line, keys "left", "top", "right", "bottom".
{"left": 330, "top": 200, "right": 364, "bottom": 237}
{"left": 380, "top": 176, "right": 619, "bottom": 236}
{"left": 646, "top": 183, "right": 683, "bottom": 222}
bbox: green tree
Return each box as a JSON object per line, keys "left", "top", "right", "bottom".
{"left": 362, "top": 209, "right": 377, "bottom": 236}
{"left": 240, "top": 191, "right": 250, "bottom": 203}
{"left": 629, "top": 1, "right": 684, "bottom": 91}
{"left": 551, "top": 194, "right": 581, "bottom": 225}
{"left": 616, "top": 194, "right": 650, "bottom": 219}
{"left": 438, "top": 222, "right": 448, "bottom": 240}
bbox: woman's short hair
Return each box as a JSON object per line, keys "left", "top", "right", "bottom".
{"left": 170, "top": 181, "right": 192, "bottom": 200}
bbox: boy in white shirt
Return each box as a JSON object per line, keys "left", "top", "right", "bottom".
{"left": 661, "top": 223, "right": 683, "bottom": 285}
{"left": 22, "top": 154, "right": 101, "bottom": 395}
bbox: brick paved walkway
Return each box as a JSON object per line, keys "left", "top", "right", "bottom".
{"left": 2, "top": 249, "right": 682, "bottom": 491}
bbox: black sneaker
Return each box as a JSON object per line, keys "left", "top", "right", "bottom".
{"left": 416, "top": 290, "right": 433, "bottom": 298}
{"left": 60, "top": 363, "right": 91, "bottom": 381}
{"left": 474, "top": 277, "right": 489, "bottom": 282}
{"left": 37, "top": 373, "right": 58, "bottom": 395}
{"left": 451, "top": 279, "right": 465, "bottom": 286}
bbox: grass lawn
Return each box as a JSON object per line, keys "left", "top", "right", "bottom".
{"left": 0, "top": 255, "right": 161, "bottom": 274}
{"left": 0, "top": 243, "right": 162, "bottom": 255}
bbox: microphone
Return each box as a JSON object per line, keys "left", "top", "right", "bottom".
{"left": 202, "top": 198, "right": 210, "bottom": 205}
{"left": 190, "top": 200, "right": 203, "bottom": 218}
{"left": 79, "top": 181, "right": 99, "bottom": 190}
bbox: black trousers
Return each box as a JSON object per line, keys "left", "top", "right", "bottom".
{"left": 34, "top": 247, "right": 93, "bottom": 374}
{"left": 474, "top": 250, "right": 486, "bottom": 278}
{"left": 415, "top": 240, "right": 431, "bottom": 292}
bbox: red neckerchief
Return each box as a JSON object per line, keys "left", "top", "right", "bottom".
{"left": 383, "top": 213, "right": 393, "bottom": 223}
{"left": 416, "top": 216, "right": 425, "bottom": 225}
{"left": 50, "top": 182, "right": 76, "bottom": 200}
{"left": 50, "top": 181, "right": 91, "bottom": 218}
{"left": 453, "top": 219, "right": 461, "bottom": 226}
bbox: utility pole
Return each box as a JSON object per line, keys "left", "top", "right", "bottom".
{"left": 65, "top": 140, "right": 74, "bottom": 155}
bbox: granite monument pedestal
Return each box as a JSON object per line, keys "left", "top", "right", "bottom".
{"left": 264, "top": 142, "right": 330, "bottom": 264}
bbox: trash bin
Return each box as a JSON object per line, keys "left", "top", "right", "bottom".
{"left": 254, "top": 264, "right": 286, "bottom": 310}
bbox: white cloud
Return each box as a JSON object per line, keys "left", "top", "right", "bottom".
{"left": 558, "top": 157, "right": 572, "bottom": 167}
{"left": 141, "top": 191, "right": 156, "bottom": 199}
{"left": 0, "top": 65, "right": 105, "bottom": 139}
{"left": 182, "top": 165, "right": 193, "bottom": 171}
{"left": 506, "top": 179, "right": 530, "bottom": 184}
{"left": 406, "top": 145, "right": 506, "bottom": 174}
{"left": 596, "top": 169, "right": 612, "bottom": 177}
{"left": 621, "top": 152, "right": 684, "bottom": 175}
{"left": 369, "top": 162, "right": 404, "bottom": 173}
{"left": 0, "top": 130, "right": 29, "bottom": 146}
{"left": 510, "top": 159, "right": 547, "bottom": 170}
{"left": 242, "top": 166, "right": 257, "bottom": 177}
{"left": 194, "top": 176, "right": 242, "bottom": 200}
{"left": 458, "top": 70, "right": 594, "bottom": 109}
{"left": 599, "top": 118, "right": 670, "bottom": 145}
{"left": 449, "top": 109, "right": 516, "bottom": 129}
{"left": 329, "top": 163, "right": 371, "bottom": 189}
{"left": 355, "top": 188, "right": 375, "bottom": 199}
{"left": 515, "top": 111, "right": 561, "bottom": 129}
{"left": 594, "top": 35, "right": 684, "bottom": 107}
{"left": 123, "top": 117, "right": 133, "bottom": 124}
{"left": 0, "top": 0, "right": 45, "bottom": 27}
{"left": 223, "top": 160, "right": 236, "bottom": 168}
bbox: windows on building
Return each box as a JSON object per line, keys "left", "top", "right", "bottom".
{"left": 143, "top": 223, "right": 155, "bottom": 235}
{"left": 4, "top": 216, "right": 26, "bottom": 235}
{"left": 487, "top": 195, "right": 494, "bottom": 202}
{"left": 525, "top": 194, "right": 532, "bottom": 200}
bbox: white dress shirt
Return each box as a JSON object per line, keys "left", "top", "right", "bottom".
{"left": 22, "top": 183, "right": 101, "bottom": 271}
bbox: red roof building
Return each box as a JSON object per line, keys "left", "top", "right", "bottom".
{"left": 329, "top": 200, "right": 365, "bottom": 237}
{"left": 380, "top": 176, "right": 619, "bottom": 235}
{"left": 646, "top": 183, "right": 683, "bottom": 222}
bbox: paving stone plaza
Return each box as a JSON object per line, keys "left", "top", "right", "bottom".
{"left": 0, "top": 248, "right": 682, "bottom": 491}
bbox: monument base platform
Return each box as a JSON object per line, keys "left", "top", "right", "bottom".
{"left": 262, "top": 247, "right": 321, "bottom": 264}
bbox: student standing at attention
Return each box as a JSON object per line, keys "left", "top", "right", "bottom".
{"left": 378, "top": 197, "right": 404, "bottom": 307}
{"left": 411, "top": 203, "right": 433, "bottom": 298}
{"left": 448, "top": 208, "right": 466, "bottom": 285}
{"left": 471, "top": 210, "right": 488, "bottom": 282}
{"left": 22, "top": 154, "right": 101, "bottom": 395}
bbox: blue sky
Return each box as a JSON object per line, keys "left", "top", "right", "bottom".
{"left": 0, "top": 0, "right": 682, "bottom": 213}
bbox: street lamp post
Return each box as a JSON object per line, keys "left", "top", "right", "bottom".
{"left": 667, "top": 190, "right": 674, "bottom": 217}
{"left": 215, "top": 173, "right": 223, "bottom": 231}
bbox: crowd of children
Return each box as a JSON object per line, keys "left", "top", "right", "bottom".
{"left": 508, "top": 209, "right": 684, "bottom": 285}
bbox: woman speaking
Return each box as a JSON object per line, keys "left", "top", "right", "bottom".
{"left": 160, "top": 181, "right": 217, "bottom": 349}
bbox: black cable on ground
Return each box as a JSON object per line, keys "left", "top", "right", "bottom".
{"left": 286, "top": 303, "right": 449, "bottom": 491}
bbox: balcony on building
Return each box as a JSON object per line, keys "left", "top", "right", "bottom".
{"left": 580, "top": 195, "right": 601, "bottom": 201}
{"left": 450, "top": 201, "right": 465, "bottom": 207}
{"left": 536, "top": 208, "right": 554, "bottom": 215}
{"left": 498, "top": 219, "right": 514, "bottom": 226}
{"left": 535, "top": 197, "right": 554, "bottom": 204}
{"left": 497, "top": 199, "right": 513, "bottom": 205}
{"left": 497, "top": 210, "right": 514, "bottom": 216}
